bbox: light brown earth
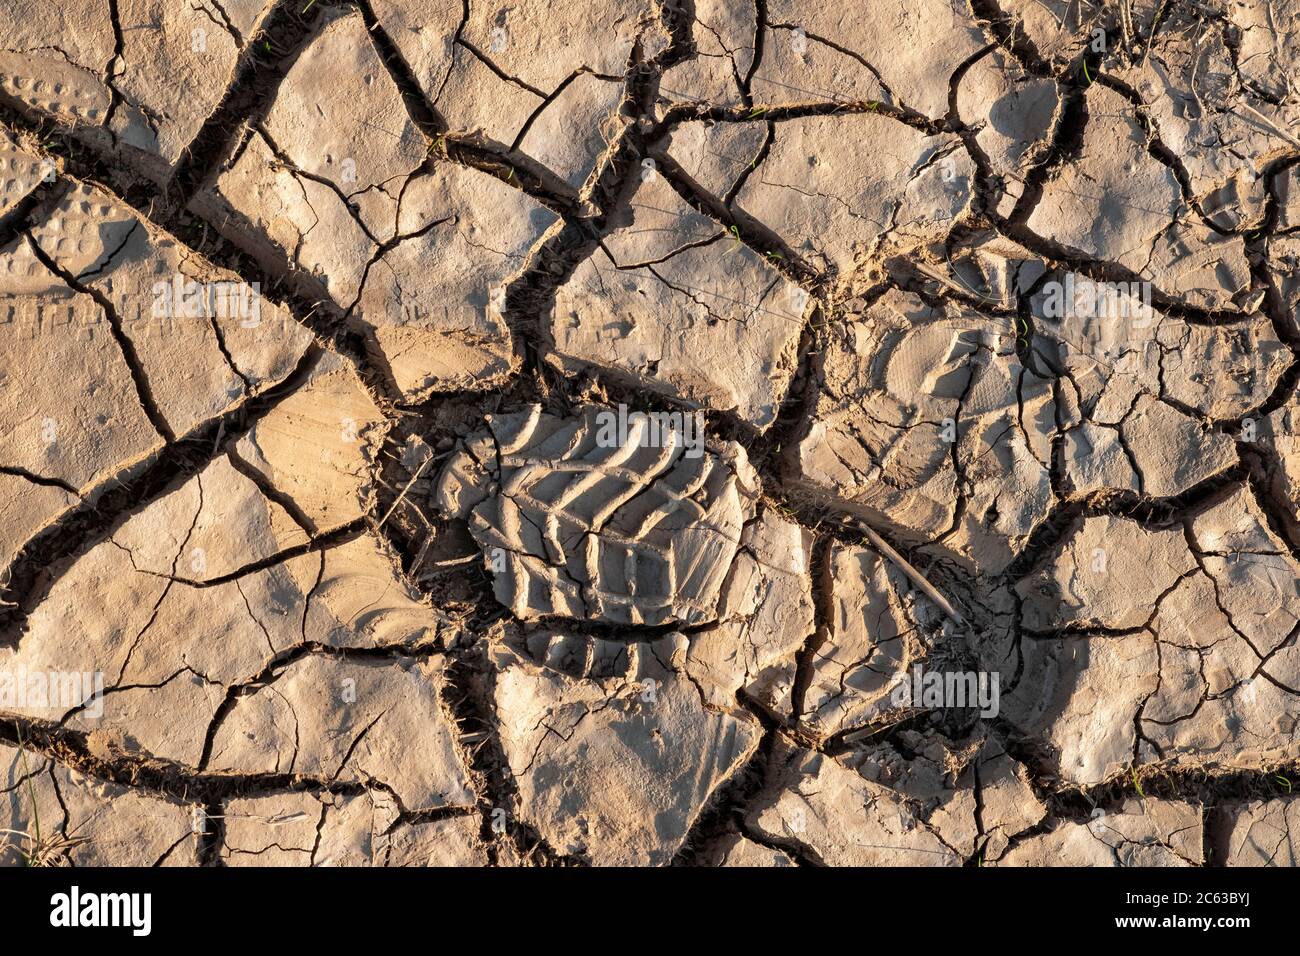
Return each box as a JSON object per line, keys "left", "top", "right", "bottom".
{"left": 0, "top": 0, "right": 1298, "bottom": 867}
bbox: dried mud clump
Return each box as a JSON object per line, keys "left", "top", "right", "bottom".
{"left": 0, "top": 0, "right": 1298, "bottom": 867}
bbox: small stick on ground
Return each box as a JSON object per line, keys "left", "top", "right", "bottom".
{"left": 841, "top": 711, "right": 917, "bottom": 746}
{"left": 1231, "top": 102, "right": 1300, "bottom": 149}
{"left": 857, "top": 522, "right": 966, "bottom": 627}
{"left": 1141, "top": 0, "right": 1167, "bottom": 68}
{"left": 376, "top": 454, "right": 434, "bottom": 531}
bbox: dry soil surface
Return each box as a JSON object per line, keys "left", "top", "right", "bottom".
{"left": 0, "top": 0, "right": 1299, "bottom": 867}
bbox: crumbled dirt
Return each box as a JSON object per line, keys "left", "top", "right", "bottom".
{"left": 1, "top": 0, "right": 1299, "bottom": 867}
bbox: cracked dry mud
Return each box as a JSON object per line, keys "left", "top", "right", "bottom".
{"left": 0, "top": 0, "right": 1298, "bottom": 870}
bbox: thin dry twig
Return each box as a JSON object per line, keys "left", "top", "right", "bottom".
{"left": 857, "top": 522, "right": 966, "bottom": 627}
{"left": 375, "top": 454, "right": 434, "bottom": 530}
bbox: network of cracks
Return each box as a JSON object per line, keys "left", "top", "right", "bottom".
{"left": 0, "top": 0, "right": 1298, "bottom": 867}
